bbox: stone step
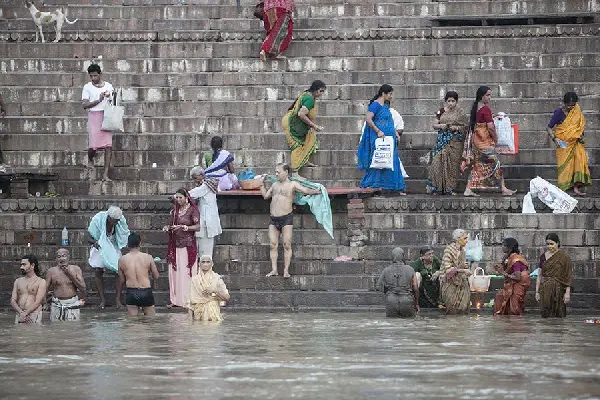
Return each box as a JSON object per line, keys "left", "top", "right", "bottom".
{"left": 0, "top": 16, "right": 431, "bottom": 31}
{"left": 5, "top": 98, "right": 600, "bottom": 118}
{"left": 2, "top": 114, "right": 598, "bottom": 134}
{"left": 3, "top": 83, "right": 599, "bottom": 104}
{"left": 9, "top": 0, "right": 433, "bottom": 6}
{"left": 437, "top": 0, "right": 598, "bottom": 18}
{"left": 3, "top": 66, "right": 600, "bottom": 88}
{"left": 3, "top": 54, "right": 600, "bottom": 74}
{"left": 1, "top": 37, "right": 597, "bottom": 59}
{"left": 5, "top": 148, "right": 600, "bottom": 169}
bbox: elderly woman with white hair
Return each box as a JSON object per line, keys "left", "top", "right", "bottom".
{"left": 87, "top": 205, "right": 130, "bottom": 309}
{"left": 188, "top": 166, "right": 222, "bottom": 257}
{"left": 185, "top": 254, "right": 230, "bottom": 321}
{"left": 440, "top": 229, "right": 472, "bottom": 314}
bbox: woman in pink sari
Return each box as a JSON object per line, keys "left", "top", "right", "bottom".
{"left": 259, "top": 0, "right": 294, "bottom": 61}
{"left": 163, "top": 188, "right": 200, "bottom": 307}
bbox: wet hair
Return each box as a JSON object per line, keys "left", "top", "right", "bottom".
{"left": 128, "top": 232, "right": 141, "bottom": 248}
{"left": 307, "top": 80, "right": 326, "bottom": 93}
{"left": 392, "top": 247, "right": 405, "bottom": 262}
{"left": 277, "top": 163, "right": 291, "bottom": 174}
{"left": 23, "top": 254, "right": 40, "bottom": 276}
{"left": 502, "top": 237, "right": 520, "bottom": 255}
{"left": 546, "top": 233, "right": 561, "bottom": 246}
{"left": 445, "top": 91, "right": 459, "bottom": 102}
{"left": 210, "top": 136, "right": 223, "bottom": 151}
{"left": 563, "top": 92, "right": 578, "bottom": 105}
{"left": 369, "top": 84, "right": 393, "bottom": 105}
{"left": 87, "top": 64, "right": 102, "bottom": 74}
{"left": 420, "top": 246, "right": 434, "bottom": 256}
{"left": 470, "top": 86, "right": 491, "bottom": 129}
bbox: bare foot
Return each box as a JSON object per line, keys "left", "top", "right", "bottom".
{"left": 502, "top": 188, "right": 517, "bottom": 196}
{"left": 463, "top": 188, "right": 479, "bottom": 197}
{"left": 102, "top": 176, "right": 112, "bottom": 182}
{"left": 283, "top": 272, "right": 291, "bottom": 278}
{"left": 166, "top": 303, "right": 174, "bottom": 309}
{"left": 97, "top": 301, "right": 105, "bottom": 310}
{"left": 304, "top": 162, "right": 317, "bottom": 167}
{"left": 116, "top": 301, "right": 123, "bottom": 310}
{"left": 574, "top": 187, "right": 587, "bottom": 196}
{"left": 398, "top": 191, "right": 407, "bottom": 196}
{"left": 266, "top": 271, "right": 278, "bottom": 277}
{"left": 259, "top": 50, "right": 266, "bottom": 62}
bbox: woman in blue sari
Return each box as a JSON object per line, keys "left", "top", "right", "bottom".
{"left": 357, "top": 84, "right": 406, "bottom": 194}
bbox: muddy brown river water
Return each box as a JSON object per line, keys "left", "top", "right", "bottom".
{"left": 0, "top": 311, "right": 599, "bottom": 399}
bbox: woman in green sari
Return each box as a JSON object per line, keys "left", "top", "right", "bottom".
{"left": 282, "top": 80, "right": 326, "bottom": 176}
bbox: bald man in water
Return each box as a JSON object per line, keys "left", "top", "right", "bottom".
{"left": 118, "top": 232, "right": 159, "bottom": 316}
{"left": 46, "top": 248, "right": 86, "bottom": 321}
{"left": 376, "top": 247, "right": 420, "bottom": 318}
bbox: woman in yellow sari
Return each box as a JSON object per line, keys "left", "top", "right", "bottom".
{"left": 282, "top": 80, "right": 326, "bottom": 177}
{"left": 185, "top": 254, "right": 230, "bottom": 321}
{"left": 546, "top": 92, "right": 590, "bottom": 196}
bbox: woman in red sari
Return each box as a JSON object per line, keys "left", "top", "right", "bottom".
{"left": 493, "top": 238, "right": 531, "bottom": 315}
{"left": 163, "top": 188, "right": 200, "bottom": 308}
{"left": 259, "top": 0, "right": 294, "bottom": 61}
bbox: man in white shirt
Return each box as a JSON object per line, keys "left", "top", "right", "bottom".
{"left": 188, "top": 166, "right": 223, "bottom": 258}
{"left": 81, "top": 64, "right": 115, "bottom": 181}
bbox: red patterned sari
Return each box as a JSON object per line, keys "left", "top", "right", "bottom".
{"left": 493, "top": 254, "right": 531, "bottom": 315}
{"left": 260, "top": 0, "right": 294, "bottom": 58}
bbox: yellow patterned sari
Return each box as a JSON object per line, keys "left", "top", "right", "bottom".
{"left": 554, "top": 104, "right": 591, "bottom": 191}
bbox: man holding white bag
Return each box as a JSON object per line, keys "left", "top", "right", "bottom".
{"left": 82, "top": 63, "right": 116, "bottom": 182}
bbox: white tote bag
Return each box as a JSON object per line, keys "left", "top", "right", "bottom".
{"left": 102, "top": 89, "right": 125, "bottom": 132}
{"left": 369, "top": 136, "right": 394, "bottom": 171}
{"left": 468, "top": 267, "right": 491, "bottom": 292}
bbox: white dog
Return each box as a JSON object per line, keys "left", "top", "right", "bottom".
{"left": 25, "top": 0, "right": 78, "bottom": 43}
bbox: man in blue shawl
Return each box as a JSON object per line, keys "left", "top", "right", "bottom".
{"left": 87, "top": 206, "right": 130, "bottom": 309}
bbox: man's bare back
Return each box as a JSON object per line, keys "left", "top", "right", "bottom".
{"left": 119, "top": 251, "right": 156, "bottom": 289}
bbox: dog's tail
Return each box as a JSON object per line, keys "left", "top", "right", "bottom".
{"left": 63, "top": 10, "right": 78, "bottom": 25}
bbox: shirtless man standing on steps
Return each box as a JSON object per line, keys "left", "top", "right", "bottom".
{"left": 260, "top": 163, "right": 320, "bottom": 278}
{"left": 118, "top": 232, "right": 159, "bottom": 316}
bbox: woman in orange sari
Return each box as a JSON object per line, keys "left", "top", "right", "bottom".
{"left": 535, "top": 233, "right": 573, "bottom": 318}
{"left": 493, "top": 238, "right": 531, "bottom": 315}
{"left": 546, "top": 92, "right": 590, "bottom": 196}
{"left": 463, "top": 86, "right": 516, "bottom": 197}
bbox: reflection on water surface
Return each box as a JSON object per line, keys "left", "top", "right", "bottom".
{"left": 1, "top": 312, "right": 599, "bottom": 399}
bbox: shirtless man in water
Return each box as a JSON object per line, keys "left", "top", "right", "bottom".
{"left": 46, "top": 249, "right": 86, "bottom": 321}
{"left": 260, "top": 163, "right": 320, "bottom": 278}
{"left": 11, "top": 255, "right": 47, "bottom": 324}
{"left": 118, "top": 232, "right": 159, "bottom": 316}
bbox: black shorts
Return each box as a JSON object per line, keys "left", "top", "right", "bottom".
{"left": 126, "top": 288, "right": 155, "bottom": 308}
{"left": 270, "top": 212, "right": 294, "bottom": 232}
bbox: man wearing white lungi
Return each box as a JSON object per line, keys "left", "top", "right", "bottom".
{"left": 47, "top": 248, "right": 87, "bottom": 321}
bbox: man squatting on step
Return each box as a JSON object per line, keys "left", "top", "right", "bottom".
{"left": 118, "top": 232, "right": 159, "bottom": 316}
{"left": 46, "top": 248, "right": 87, "bottom": 321}
{"left": 260, "top": 163, "right": 320, "bottom": 278}
{"left": 376, "top": 247, "right": 420, "bottom": 318}
{"left": 11, "top": 255, "right": 47, "bottom": 324}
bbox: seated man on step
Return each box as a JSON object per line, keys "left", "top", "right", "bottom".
{"left": 260, "top": 163, "right": 320, "bottom": 278}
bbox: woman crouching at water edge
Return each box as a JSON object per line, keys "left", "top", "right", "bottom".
{"left": 426, "top": 91, "right": 469, "bottom": 195}
{"left": 493, "top": 238, "right": 531, "bottom": 316}
{"left": 357, "top": 84, "right": 406, "bottom": 195}
{"left": 536, "top": 233, "right": 573, "bottom": 318}
{"left": 463, "top": 86, "right": 516, "bottom": 197}
{"left": 185, "top": 255, "right": 230, "bottom": 322}
{"left": 164, "top": 188, "right": 200, "bottom": 308}
{"left": 440, "top": 229, "right": 472, "bottom": 314}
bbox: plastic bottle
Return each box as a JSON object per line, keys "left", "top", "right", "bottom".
{"left": 61, "top": 226, "right": 69, "bottom": 246}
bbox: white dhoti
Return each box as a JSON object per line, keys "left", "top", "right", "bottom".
{"left": 50, "top": 296, "right": 81, "bottom": 321}
{"left": 196, "top": 225, "right": 215, "bottom": 258}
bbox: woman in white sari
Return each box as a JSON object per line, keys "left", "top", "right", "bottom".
{"left": 185, "top": 255, "right": 230, "bottom": 321}
{"left": 202, "top": 136, "right": 240, "bottom": 191}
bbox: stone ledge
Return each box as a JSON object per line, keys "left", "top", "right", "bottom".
{"left": 1, "top": 25, "right": 598, "bottom": 42}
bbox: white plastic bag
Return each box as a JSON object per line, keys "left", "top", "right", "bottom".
{"left": 494, "top": 113, "right": 514, "bottom": 153}
{"left": 102, "top": 89, "right": 125, "bottom": 132}
{"left": 465, "top": 234, "right": 483, "bottom": 262}
{"left": 522, "top": 192, "right": 536, "bottom": 214}
{"left": 469, "top": 267, "right": 491, "bottom": 292}
{"left": 370, "top": 136, "right": 394, "bottom": 170}
{"left": 529, "top": 176, "right": 578, "bottom": 214}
